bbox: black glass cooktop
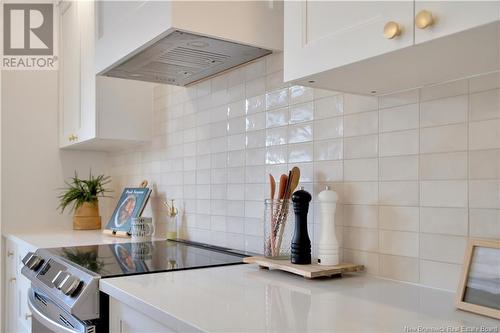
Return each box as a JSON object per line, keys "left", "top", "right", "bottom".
{"left": 46, "top": 240, "right": 248, "bottom": 278}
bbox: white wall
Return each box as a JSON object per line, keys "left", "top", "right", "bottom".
{"left": 1, "top": 71, "right": 111, "bottom": 233}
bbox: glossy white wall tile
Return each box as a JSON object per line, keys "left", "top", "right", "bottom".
{"left": 110, "top": 54, "right": 499, "bottom": 291}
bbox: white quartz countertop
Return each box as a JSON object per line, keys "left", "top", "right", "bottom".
{"left": 3, "top": 228, "right": 164, "bottom": 250}
{"left": 100, "top": 264, "right": 499, "bottom": 333}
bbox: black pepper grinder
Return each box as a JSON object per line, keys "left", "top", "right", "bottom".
{"left": 291, "top": 187, "right": 312, "bottom": 265}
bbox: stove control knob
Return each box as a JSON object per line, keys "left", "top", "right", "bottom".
{"left": 60, "top": 275, "right": 81, "bottom": 296}
{"left": 22, "top": 253, "right": 44, "bottom": 271}
{"left": 52, "top": 271, "right": 70, "bottom": 289}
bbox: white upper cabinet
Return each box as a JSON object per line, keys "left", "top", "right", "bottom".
{"left": 59, "top": 1, "right": 153, "bottom": 150}
{"left": 60, "top": 1, "right": 87, "bottom": 145}
{"left": 285, "top": 1, "right": 500, "bottom": 95}
{"left": 284, "top": 1, "right": 414, "bottom": 84}
{"left": 414, "top": 1, "right": 500, "bottom": 44}
{"left": 95, "top": 1, "right": 283, "bottom": 75}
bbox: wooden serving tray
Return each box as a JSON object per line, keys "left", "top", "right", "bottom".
{"left": 243, "top": 256, "right": 364, "bottom": 279}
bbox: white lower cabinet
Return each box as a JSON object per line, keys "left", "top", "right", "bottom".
{"left": 4, "top": 238, "right": 35, "bottom": 333}
{"left": 109, "top": 297, "right": 176, "bottom": 333}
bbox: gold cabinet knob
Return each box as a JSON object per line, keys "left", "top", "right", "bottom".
{"left": 68, "top": 134, "right": 78, "bottom": 142}
{"left": 383, "top": 21, "right": 401, "bottom": 39}
{"left": 25, "top": 313, "right": 32, "bottom": 320}
{"left": 9, "top": 277, "right": 16, "bottom": 282}
{"left": 416, "top": 10, "right": 434, "bottom": 29}
{"left": 7, "top": 251, "right": 14, "bottom": 257}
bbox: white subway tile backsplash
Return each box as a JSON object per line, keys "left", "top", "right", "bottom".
{"left": 469, "top": 72, "right": 500, "bottom": 93}
{"left": 266, "top": 146, "right": 287, "bottom": 165}
{"left": 314, "top": 95, "right": 343, "bottom": 119}
{"left": 246, "top": 95, "right": 265, "bottom": 114}
{"left": 266, "top": 88, "right": 289, "bottom": 110}
{"left": 344, "top": 205, "right": 378, "bottom": 229}
{"left": 469, "top": 209, "right": 500, "bottom": 239}
{"left": 379, "top": 206, "right": 419, "bottom": 232}
{"left": 420, "top": 152, "right": 467, "bottom": 180}
{"left": 420, "top": 95, "right": 467, "bottom": 127}
{"left": 379, "top": 130, "right": 418, "bottom": 157}
{"left": 266, "top": 107, "right": 289, "bottom": 128}
{"left": 344, "top": 135, "right": 378, "bottom": 159}
{"left": 420, "top": 234, "right": 467, "bottom": 264}
{"left": 379, "top": 89, "right": 419, "bottom": 109}
{"left": 344, "top": 111, "right": 378, "bottom": 137}
{"left": 344, "top": 158, "right": 378, "bottom": 181}
{"left": 469, "top": 119, "right": 500, "bottom": 150}
{"left": 469, "top": 89, "right": 500, "bottom": 121}
{"left": 420, "top": 80, "right": 468, "bottom": 102}
{"left": 314, "top": 139, "right": 343, "bottom": 161}
{"left": 246, "top": 130, "right": 266, "bottom": 149}
{"left": 380, "top": 255, "right": 419, "bottom": 283}
{"left": 379, "top": 155, "right": 418, "bottom": 181}
{"left": 343, "top": 94, "right": 378, "bottom": 114}
{"left": 379, "top": 103, "right": 419, "bottom": 133}
{"left": 288, "top": 143, "right": 313, "bottom": 163}
{"left": 290, "top": 102, "right": 314, "bottom": 124}
{"left": 313, "top": 160, "right": 343, "bottom": 182}
{"left": 288, "top": 123, "right": 313, "bottom": 143}
{"left": 469, "top": 180, "right": 500, "bottom": 208}
{"left": 469, "top": 149, "right": 500, "bottom": 179}
{"left": 420, "top": 123, "right": 467, "bottom": 153}
{"left": 265, "top": 126, "right": 288, "bottom": 147}
{"left": 313, "top": 117, "right": 343, "bottom": 140}
{"left": 420, "top": 180, "right": 468, "bottom": 208}
{"left": 419, "top": 260, "right": 462, "bottom": 291}
{"left": 113, "top": 56, "right": 498, "bottom": 290}
{"left": 343, "top": 249, "right": 379, "bottom": 275}
{"left": 420, "top": 207, "right": 468, "bottom": 236}
{"left": 343, "top": 227, "right": 379, "bottom": 252}
{"left": 290, "top": 86, "right": 314, "bottom": 105}
{"left": 245, "top": 77, "right": 266, "bottom": 98}
{"left": 343, "top": 182, "right": 378, "bottom": 205}
{"left": 379, "top": 181, "right": 419, "bottom": 206}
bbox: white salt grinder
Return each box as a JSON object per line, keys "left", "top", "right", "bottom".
{"left": 318, "top": 186, "right": 339, "bottom": 266}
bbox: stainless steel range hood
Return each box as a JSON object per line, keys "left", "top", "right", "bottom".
{"left": 95, "top": 1, "right": 282, "bottom": 86}
{"left": 101, "top": 30, "right": 272, "bottom": 86}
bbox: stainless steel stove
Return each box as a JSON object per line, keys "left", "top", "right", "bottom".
{"left": 21, "top": 240, "right": 248, "bottom": 333}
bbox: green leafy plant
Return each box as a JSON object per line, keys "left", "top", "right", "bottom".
{"left": 58, "top": 172, "right": 112, "bottom": 213}
{"left": 61, "top": 248, "right": 106, "bottom": 274}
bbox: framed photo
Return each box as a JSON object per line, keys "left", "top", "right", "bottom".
{"left": 104, "top": 187, "right": 152, "bottom": 233}
{"left": 456, "top": 239, "right": 500, "bottom": 319}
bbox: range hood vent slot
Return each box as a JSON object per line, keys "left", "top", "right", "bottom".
{"left": 101, "top": 30, "right": 271, "bottom": 86}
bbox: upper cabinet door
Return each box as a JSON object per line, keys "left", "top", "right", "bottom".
{"left": 60, "top": 1, "right": 82, "bottom": 146}
{"left": 415, "top": 1, "right": 500, "bottom": 44}
{"left": 284, "top": 1, "right": 414, "bottom": 82}
{"left": 78, "top": 0, "right": 96, "bottom": 142}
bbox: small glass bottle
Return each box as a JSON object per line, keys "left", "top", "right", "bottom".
{"left": 164, "top": 199, "right": 179, "bottom": 240}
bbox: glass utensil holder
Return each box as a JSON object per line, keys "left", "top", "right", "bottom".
{"left": 264, "top": 199, "right": 293, "bottom": 259}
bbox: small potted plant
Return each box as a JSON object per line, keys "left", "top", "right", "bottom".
{"left": 58, "top": 172, "right": 111, "bottom": 230}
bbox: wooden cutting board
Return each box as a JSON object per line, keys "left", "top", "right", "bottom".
{"left": 243, "top": 256, "right": 364, "bottom": 279}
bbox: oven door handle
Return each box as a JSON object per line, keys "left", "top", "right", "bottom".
{"left": 28, "top": 293, "right": 79, "bottom": 333}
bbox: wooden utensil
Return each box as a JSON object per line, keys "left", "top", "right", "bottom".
{"left": 269, "top": 174, "right": 276, "bottom": 200}
{"left": 286, "top": 167, "right": 301, "bottom": 198}
{"left": 277, "top": 174, "right": 288, "bottom": 199}
{"left": 274, "top": 167, "right": 301, "bottom": 255}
